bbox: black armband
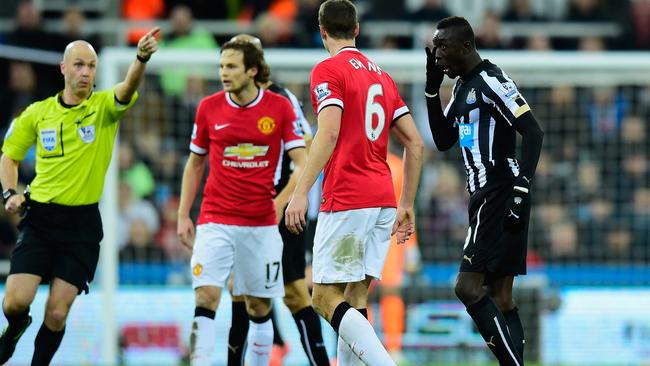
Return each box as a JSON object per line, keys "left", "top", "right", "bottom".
{"left": 136, "top": 54, "right": 150, "bottom": 63}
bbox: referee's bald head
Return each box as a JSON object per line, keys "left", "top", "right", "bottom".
{"left": 61, "top": 40, "right": 98, "bottom": 95}
{"left": 229, "top": 34, "right": 263, "bottom": 52}
{"left": 63, "top": 40, "right": 97, "bottom": 63}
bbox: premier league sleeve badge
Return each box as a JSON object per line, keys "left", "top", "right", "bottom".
{"left": 78, "top": 125, "right": 96, "bottom": 143}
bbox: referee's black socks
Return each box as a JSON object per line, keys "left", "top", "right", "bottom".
{"left": 32, "top": 323, "right": 65, "bottom": 366}
{"left": 3, "top": 307, "right": 30, "bottom": 338}
{"left": 466, "top": 296, "right": 523, "bottom": 365}
{"left": 292, "top": 306, "right": 329, "bottom": 366}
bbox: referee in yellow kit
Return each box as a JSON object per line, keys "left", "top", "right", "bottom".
{"left": 0, "top": 27, "right": 159, "bottom": 365}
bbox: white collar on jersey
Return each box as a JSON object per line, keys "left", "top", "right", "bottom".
{"left": 336, "top": 46, "right": 358, "bottom": 55}
{"left": 226, "top": 88, "right": 264, "bottom": 109}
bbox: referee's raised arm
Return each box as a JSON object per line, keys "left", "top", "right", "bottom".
{"left": 115, "top": 27, "right": 160, "bottom": 103}
{"left": 0, "top": 27, "right": 158, "bottom": 365}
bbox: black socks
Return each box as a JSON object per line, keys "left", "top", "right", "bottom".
{"left": 466, "top": 296, "right": 523, "bottom": 366}
{"left": 31, "top": 323, "right": 65, "bottom": 366}
{"left": 292, "top": 306, "right": 329, "bottom": 365}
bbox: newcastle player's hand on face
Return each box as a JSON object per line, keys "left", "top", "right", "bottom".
{"left": 425, "top": 47, "right": 445, "bottom": 95}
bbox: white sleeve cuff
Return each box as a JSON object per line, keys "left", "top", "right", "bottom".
{"left": 392, "top": 106, "right": 410, "bottom": 120}
{"left": 317, "top": 98, "right": 344, "bottom": 114}
{"left": 284, "top": 139, "right": 306, "bottom": 151}
{"left": 190, "top": 142, "right": 207, "bottom": 155}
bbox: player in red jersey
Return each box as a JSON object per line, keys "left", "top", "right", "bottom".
{"left": 177, "top": 40, "right": 306, "bottom": 366}
{"left": 224, "top": 34, "right": 331, "bottom": 366}
{"left": 285, "top": 1, "right": 424, "bottom": 365}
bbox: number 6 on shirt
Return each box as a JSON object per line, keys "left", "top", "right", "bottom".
{"left": 365, "top": 84, "right": 385, "bottom": 141}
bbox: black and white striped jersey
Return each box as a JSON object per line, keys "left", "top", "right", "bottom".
{"left": 267, "top": 82, "right": 313, "bottom": 195}
{"left": 444, "top": 60, "right": 531, "bottom": 193}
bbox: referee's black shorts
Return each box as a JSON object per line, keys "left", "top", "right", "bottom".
{"left": 279, "top": 214, "right": 307, "bottom": 284}
{"left": 459, "top": 181, "right": 529, "bottom": 279}
{"left": 10, "top": 201, "right": 103, "bottom": 294}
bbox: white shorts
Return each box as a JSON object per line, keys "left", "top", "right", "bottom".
{"left": 191, "top": 223, "right": 284, "bottom": 298}
{"left": 312, "top": 207, "right": 397, "bottom": 284}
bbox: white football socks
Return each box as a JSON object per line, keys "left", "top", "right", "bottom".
{"left": 338, "top": 308, "right": 396, "bottom": 366}
{"left": 338, "top": 335, "right": 364, "bottom": 366}
{"left": 190, "top": 315, "right": 216, "bottom": 366}
{"left": 247, "top": 318, "right": 274, "bottom": 366}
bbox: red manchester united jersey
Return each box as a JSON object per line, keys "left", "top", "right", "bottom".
{"left": 191, "top": 88, "right": 305, "bottom": 226}
{"left": 310, "top": 47, "right": 410, "bottom": 212}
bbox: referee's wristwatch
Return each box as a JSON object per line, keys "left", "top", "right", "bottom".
{"left": 2, "top": 188, "right": 17, "bottom": 204}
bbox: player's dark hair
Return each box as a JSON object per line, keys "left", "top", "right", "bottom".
{"left": 437, "top": 16, "right": 475, "bottom": 48}
{"left": 318, "top": 0, "right": 358, "bottom": 40}
{"left": 221, "top": 40, "right": 271, "bottom": 84}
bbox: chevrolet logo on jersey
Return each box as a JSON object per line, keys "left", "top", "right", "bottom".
{"left": 224, "top": 143, "right": 269, "bottom": 160}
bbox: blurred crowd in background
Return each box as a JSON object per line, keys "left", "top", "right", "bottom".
{"left": 0, "top": 0, "right": 648, "bottom": 285}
